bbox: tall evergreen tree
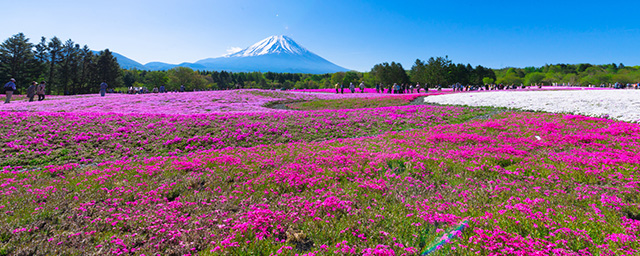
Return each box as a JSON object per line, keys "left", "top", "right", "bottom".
{"left": 33, "top": 37, "right": 49, "bottom": 82}
{"left": 389, "top": 62, "right": 409, "bottom": 84}
{"left": 370, "top": 63, "right": 387, "bottom": 84}
{"left": 47, "top": 37, "right": 63, "bottom": 94}
{"left": 96, "top": 49, "right": 122, "bottom": 89}
{"left": 0, "top": 33, "right": 38, "bottom": 90}
{"left": 410, "top": 59, "right": 426, "bottom": 84}
{"left": 78, "top": 45, "right": 94, "bottom": 94}
{"left": 424, "top": 56, "right": 452, "bottom": 87}
{"left": 59, "top": 39, "right": 81, "bottom": 94}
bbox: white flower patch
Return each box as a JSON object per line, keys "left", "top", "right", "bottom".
{"left": 424, "top": 89, "right": 640, "bottom": 123}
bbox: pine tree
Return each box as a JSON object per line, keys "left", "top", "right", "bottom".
{"left": 425, "top": 56, "right": 452, "bottom": 86}
{"left": 96, "top": 49, "right": 122, "bottom": 89}
{"left": 47, "top": 37, "right": 63, "bottom": 94}
{"left": 0, "top": 33, "right": 38, "bottom": 91}
{"left": 78, "top": 45, "right": 94, "bottom": 94}
{"left": 33, "top": 37, "right": 49, "bottom": 82}
{"left": 410, "top": 59, "right": 426, "bottom": 84}
{"left": 59, "top": 39, "right": 81, "bottom": 94}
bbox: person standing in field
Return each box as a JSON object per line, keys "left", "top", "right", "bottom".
{"left": 100, "top": 81, "right": 108, "bottom": 96}
{"left": 335, "top": 83, "right": 339, "bottom": 94}
{"left": 359, "top": 82, "right": 365, "bottom": 93}
{"left": 349, "top": 82, "right": 355, "bottom": 93}
{"left": 4, "top": 78, "right": 16, "bottom": 103}
{"left": 26, "top": 81, "right": 37, "bottom": 102}
{"left": 37, "top": 81, "right": 46, "bottom": 101}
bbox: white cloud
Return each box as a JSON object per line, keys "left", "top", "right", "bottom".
{"left": 226, "top": 47, "right": 242, "bottom": 55}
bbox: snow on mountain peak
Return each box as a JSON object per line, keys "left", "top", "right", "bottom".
{"left": 227, "top": 35, "right": 310, "bottom": 57}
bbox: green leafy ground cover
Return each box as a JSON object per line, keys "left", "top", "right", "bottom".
{"left": 286, "top": 95, "right": 416, "bottom": 110}
{"left": 1, "top": 92, "right": 639, "bottom": 256}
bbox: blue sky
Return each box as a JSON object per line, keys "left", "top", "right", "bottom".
{"left": 2, "top": 0, "right": 639, "bottom": 71}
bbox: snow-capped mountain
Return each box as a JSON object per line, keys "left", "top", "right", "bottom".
{"left": 227, "top": 35, "right": 309, "bottom": 57}
{"left": 111, "top": 35, "right": 349, "bottom": 74}
{"left": 195, "top": 35, "right": 348, "bottom": 74}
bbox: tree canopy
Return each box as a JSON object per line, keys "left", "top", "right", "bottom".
{"left": 495, "top": 63, "right": 640, "bottom": 86}
{"left": 1, "top": 33, "right": 638, "bottom": 95}
{"left": 0, "top": 33, "right": 122, "bottom": 94}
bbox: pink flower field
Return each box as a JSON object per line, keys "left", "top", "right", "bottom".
{"left": 0, "top": 90, "right": 380, "bottom": 114}
{"left": 0, "top": 89, "right": 639, "bottom": 255}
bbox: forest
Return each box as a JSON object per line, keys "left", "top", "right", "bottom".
{"left": 0, "top": 33, "right": 121, "bottom": 95}
{"left": 493, "top": 63, "right": 640, "bottom": 86}
{"left": 118, "top": 59, "right": 640, "bottom": 91}
{"left": 2, "top": 33, "right": 639, "bottom": 95}
{"left": 117, "top": 58, "right": 497, "bottom": 92}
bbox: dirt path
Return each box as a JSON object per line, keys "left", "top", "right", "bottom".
{"left": 268, "top": 103, "right": 292, "bottom": 110}
{"left": 408, "top": 96, "right": 427, "bottom": 105}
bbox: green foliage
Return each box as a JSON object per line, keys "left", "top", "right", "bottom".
{"left": 524, "top": 72, "right": 545, "bottom": 85}
{"left": 2, "top": 111, "right": 639, "bottom": 255}
{"left": 482, "top": 77, "right": 495, "bottom": 85}
{"left": 563, "top": 73, "right": 578, "bottom": 84}
{"left": 498, "top": 74, "right": 523, "bottom": 85}
{"left": 341, "top": 71, "right": 360, "bottom": 85}
{"left": 0, "top": 34, "right": 122, "bottom": 95}
{"left": 386, "top": 158, "right": 407, "bottom": 175}
{"left": 167, "top": 67, "right": 207, "bottom": 91}
{"left": 424, "top": 56, "right": 451, "bottom": 86}
{"left": 0, "top": 33, "right": 39, "bottom": 90}
{"left": 370, "top": 62, "right": 409, "bottom": 85}
{"left": 496, "top": 63, "right": 639, "bottom": 86}
{"left": 410, "top": 59, "right": 426, "bottom": 84}
{"left": 612, "top": 73, "right": 633, "bottom": 84}
{"left": 409, "top": 57, "right": 495, "bottom": 86}
{"left": 287, "top": 96, "right": 416, "bottom": 110}
{"left": 46, "top": 37, "right": 63, "bottom": 94}
{"left": 362, "top": 72, "right": 376, "bottom": 87}
{"left": 96, "top": 49, "right": 123, "bottom": 89}
{"left": 4, "top": 33, "right": 638, "bottom": 95}
{"left": 120, "top": 69, "right": 336, "bottom": 91}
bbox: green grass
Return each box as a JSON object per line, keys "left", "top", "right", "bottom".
{"left": 286, "top": 96, "right": 417, "bottom": 110}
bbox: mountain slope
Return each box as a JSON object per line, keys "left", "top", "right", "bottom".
{"left": 113, "top": 35, "right": 349, "bottom": 74}
{"left": 227, "top": 35, "right": 309, "bottom": 57}
{"left": 193, "top": 35, "right": 348, "bottom": 74}
{"left": 93, "top": 50, "right": 146, "bottom": 70}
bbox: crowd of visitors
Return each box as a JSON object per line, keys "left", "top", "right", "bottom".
{"left": 126, "top": 84, "right": 210, "bottom": 94}
{"left": 330, "top": 81, "right": 640, "bottom": 94}
{"left": 3, "top": 78, "right": 47, "bottom": 103}
{"left": 4, "top": 77, "right": 640, "bottom": 103}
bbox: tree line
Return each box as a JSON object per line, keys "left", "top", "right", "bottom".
{"left": 4, "top": 33, "right": 639, "bottom": 95}
{"left": 121, "top": 69, "right": 336, "bottom": 92}
{"left": 369, "top": 56, "right": 497, "bottom": 87}
{"left": 120, "top": 57, "right": 497, "bottom": 92}
{"left": 0, "top": 33, "right": 121, "bottom": 95}
{"left": 495, "top": 63, "right": 640, "bottom": 86}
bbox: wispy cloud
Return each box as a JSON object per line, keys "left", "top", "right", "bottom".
{"left": 226, "top": 47, "right": 242, "bottom": 55}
